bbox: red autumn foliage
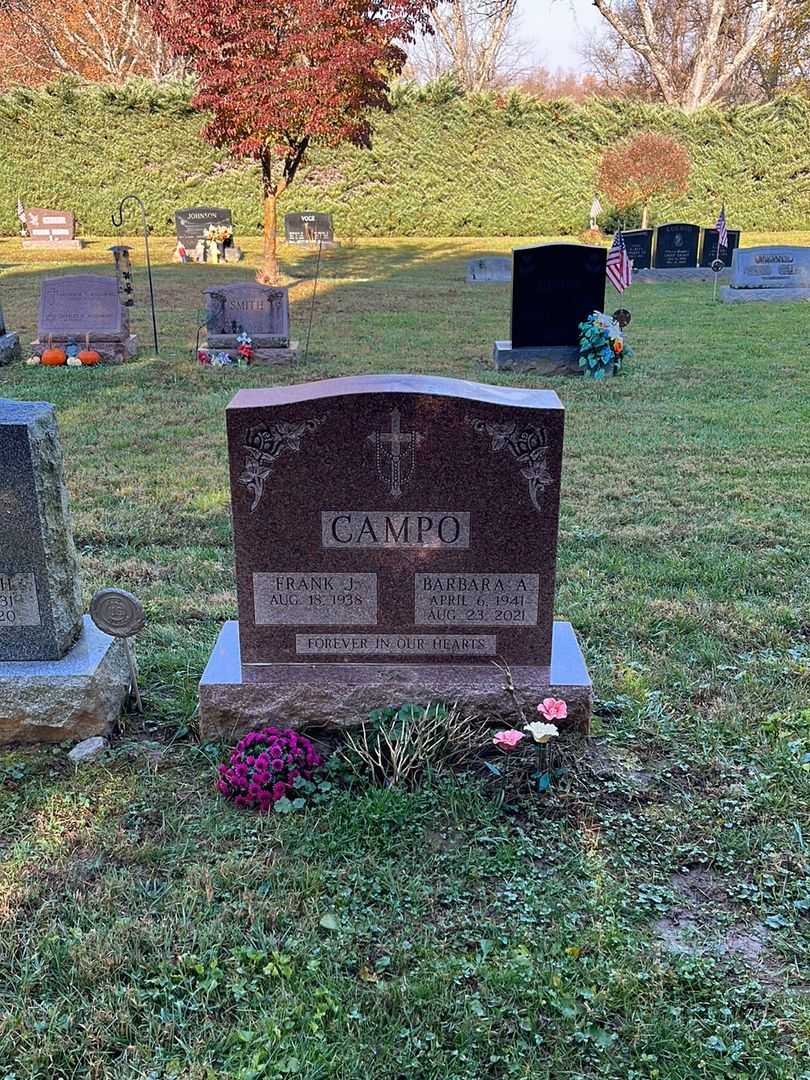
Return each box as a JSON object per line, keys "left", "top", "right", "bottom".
{"left": 139, "top": 0, "right": 435, "bottom": 281}
{"left": 598, "top": 131, "right": 691, "bottom": 228}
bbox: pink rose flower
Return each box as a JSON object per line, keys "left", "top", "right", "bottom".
{"left": 538, "top": 697, "right": 568, "bottom": 721}
{"left": 493, "top": 729, "right": 526, "bottom": 751}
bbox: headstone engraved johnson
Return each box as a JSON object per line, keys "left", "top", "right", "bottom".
{"left": 0, "top": 400, "right": 130, "bottom": 743}
{"left": 494, "top": 244, "right": 606, "bottom": 371}
{"left": 653, "top": 223, "right": 700, "bottom": 269}
{"left": 199, "top": 375, "right": 592, "bottom": 737}
{"left": 175, "top": 207, "right": 233, "bottom": 248}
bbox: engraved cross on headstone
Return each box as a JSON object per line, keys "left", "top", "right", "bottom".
{"left": 368, "top": 408, "right": 424, "bottom": 499}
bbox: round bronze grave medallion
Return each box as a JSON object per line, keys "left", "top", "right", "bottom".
{"left": 612, "top": 308, "right": 632, "bottom": 328}
{"left": 90, "top": 588, "right": 145, "bottom": 638}
{"left": 711, "top": 258, "right": 725, "bottom": 274}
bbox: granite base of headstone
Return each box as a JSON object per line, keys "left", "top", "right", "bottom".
{"left": 466, "top": 257, "right": 511, "bottom": 284}
{"left": 199, "top": 282, "right": 299, "bottom": 365}
{"left": 30, "top": 275, "right": 137, "bottom": 363}
{"left": 0, "top": 401, "right": 129, "bottom": 744}
{"left": 0, "top": 301, "right": 21, "bottom": 366}
{"left": 198, "top": 374, "right": 592, "bottom": 739}
{"left": 720, "top": 246, "right": 810, "bottom": 303}
{"left": 21, "top": 208, "right": 83, "bottom": 250}
{"left": 492, "top": 244, "right": 606, "bottom": 373}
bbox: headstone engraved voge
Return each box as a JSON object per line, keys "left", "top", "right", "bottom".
{"left": 0, "top": 400, "right": 129, "bottom": 743}
{"left": 493, "top": 244, "right": 607, "bottom": 372}
{"left": 22, "top": 208, "right": 83, "bottom": 249}
{"left": 653, "top": 223, "right": 700, "bottom": 269}
{"left": 199, "top": 374, "right": 592, "bottom": 737}
{"left": 31, "top": 275, "right": 138, "bottom": 362}
{"left": 284, "top": 213, "right": 336, "bottom": 245}
{"left": 720, "top": 245, "right": 810, "bottom": 303}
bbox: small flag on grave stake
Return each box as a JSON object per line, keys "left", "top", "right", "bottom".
{"left": 606, "top": 230, "right": 632, "bottom": 294}
{"left": 716, "top": 205, "right": 728, "bottom": 250}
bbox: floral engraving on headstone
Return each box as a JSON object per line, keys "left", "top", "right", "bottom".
{"left": 240, "top": 419, "right": 326, "bottom": 513}
{"left": 467, "top": 417, "right": 552, "bottom": 512}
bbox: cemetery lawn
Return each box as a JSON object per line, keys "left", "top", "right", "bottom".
{"left": 1, "top": 234, "right": 809, "bottom": 1079}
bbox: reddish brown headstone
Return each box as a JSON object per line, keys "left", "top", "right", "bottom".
{"left": 200, "top": 375, "right": 592, "bottom": 736}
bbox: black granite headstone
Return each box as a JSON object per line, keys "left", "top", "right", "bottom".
{"left": 511, "top": 244, "right": 606, "bottom": 350}
{"left": 621, "top": 229, "right": 653, "bottom": 271}
{"left": 175, "top": 207, "right": 233, "bottom": 248}
{"left": 284, "top": 213, "right": 334, "bottom": 244}
{"left": 653, "top": 223, "right": 700, "bottom": 269}
{"left": 699, "top": 228, "right": 741, "bottom": 268}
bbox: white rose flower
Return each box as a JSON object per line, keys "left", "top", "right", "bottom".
{"left": 524, "top": 721, "right": 559, "bottom": 745}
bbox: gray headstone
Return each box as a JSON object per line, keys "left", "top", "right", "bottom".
{"left": 205, "top": 283, "right": 290, "bottom": 347}
{"left": 0, "top": 401, "right": 83, "bottom": 661}
{"left": 466, "top": 257, "right": 511, "bottom": 284}
{"left": 730, "top": 246, "right": 810, "bottom": 289}
{"left": 38, "top": 275, "right": 128, "bottom": 342}
{"left": 284, "top": 212, "right": 334, "bottom": 244}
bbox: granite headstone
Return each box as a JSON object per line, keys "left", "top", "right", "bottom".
{"left": 720, "top": 245, "right": 810, "bottom": 302}
{"left": 622, "top": 229, "right": 653, "bottom": 271}
{"left": 0, "top": 401, "right": 83, "bottom": 662}
{"left": 653, "top": 223, "right": 700, "bottom": 269}
{"left": 199, "top": 374, "right": 592, "bottom": 737}
{"left": 22, "top": 208, "right": 82, "bottom": 249}
{"left": 0, "top": 400, "right": 130, "bottom": 743}
{"left": 493, "top": 244, "right": 606, "bottom": 370}
{"left": 175, "top": 207, "right": 233, "bottom": 249}
{"left": 0, "top": 299, "right": 21, "bottom": 366}
{"left": 32, "top": 275, "right": 137, "bottom": 361}
{"left": 205, "top": 283, "right": 290, "bottom": 347}
{"left": 699, "top": 228, "right": 741, "bottom": 268}
{"left": 284, "top": 213, "right": 335, "bottom": 244}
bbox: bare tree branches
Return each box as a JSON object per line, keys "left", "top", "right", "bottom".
{"left": 410, "top": 0, "right": 525, "bottom": 90}
{"left": 590, "top": 0, "right": 792, "bottom": 110}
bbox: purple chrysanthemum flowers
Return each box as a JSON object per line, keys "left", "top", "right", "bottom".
{"left": 217, "top": 726, "right": 322, "bottom": 812}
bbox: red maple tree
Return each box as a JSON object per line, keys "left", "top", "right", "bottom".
{"left": 598, "top": 131, "right": 691, "bottom": 230}
{"left": 140, "top": 0, "right": 435, "bottom": 282}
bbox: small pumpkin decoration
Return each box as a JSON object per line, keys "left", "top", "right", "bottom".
{"left": 41, "top": 347, "right": 67, "bottom": 367}
{"left": 79, "top": 350, "right": 102, "bottom": 366}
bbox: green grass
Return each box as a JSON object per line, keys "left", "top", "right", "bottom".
{"left": 1, "top": 234, "right": 809, "bottom": 1079}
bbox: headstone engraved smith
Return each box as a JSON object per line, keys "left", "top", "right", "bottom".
{"left": 199, "top": 374, "right": 592, "bottom": 737}
{"left": 0, "top": 400, "right": 129, "bottom": 743}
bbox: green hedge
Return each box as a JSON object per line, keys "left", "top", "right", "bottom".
{"left": 1, "top": 79, "right": 809, "bottom": 236}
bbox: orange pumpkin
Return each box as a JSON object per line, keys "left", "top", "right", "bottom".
{"left": 41, "top": 348, "right": 66, "bottom": 367}
{"left": 79, "top": 350, "right": 102, "bottom": 366}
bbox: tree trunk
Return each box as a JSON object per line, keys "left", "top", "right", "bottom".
{"left": 642, "top": 203, "right": 650, "bottom": 229}
{"left": 259, "top": 189, "right": 279, "bottom": 285}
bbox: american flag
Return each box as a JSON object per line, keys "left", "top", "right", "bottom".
{"left": 606, "top": 230, "right": 632, "bottom": 293}
{"left": 716, "top": 205, "right": 728, "bottom": 250}
{"left": 16, "top": 198, "right": 27, "bottom": 235}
